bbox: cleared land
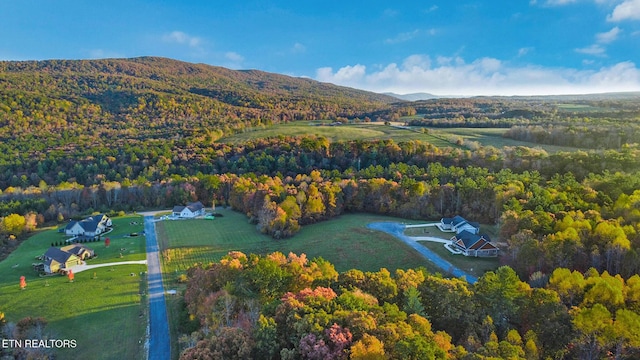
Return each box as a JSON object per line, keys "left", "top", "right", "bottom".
{"left": 220, "top": 120, "right": 587, "bottom": 153}
{"left": 429, "top": 127, "right": 584, "bottom": 152}
{"left": 0, "top": 215, "right": 147, "bottom": 360}
{"left": 156, "top": 208, "right": 438, "bottom": 276}
{"left": 219, "top": 121, "right": 453, "bottom": 148}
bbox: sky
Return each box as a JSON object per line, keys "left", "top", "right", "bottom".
{"left": 2, "top": 0, "right": 640, "bottom": 96}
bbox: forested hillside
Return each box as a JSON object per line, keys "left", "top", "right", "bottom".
{"left": 2, "top": 57, "right": 640, "bottom": 359}
{"left": 0, "top": 57, "right": 395, "bottom": 186}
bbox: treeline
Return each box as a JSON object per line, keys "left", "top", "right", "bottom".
{"left": 3, "top": 135, "right": 640, "bottom": 191}
{"left": 4, "top": 144, "right": 640, "bottom": 278}
{"left": 178, "top": 252, "right": 640, "bottom": 359}
{"left": 408, "top": 117, "right": 526, "bottom": 128}
{"left": 504, "top": 124, "right": 640, "bottom": 149}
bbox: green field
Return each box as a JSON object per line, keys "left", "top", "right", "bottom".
{"left": 219, "top": 121, "right": 453, "bottom": 148}
{"left": 429, "top": 127, "right": 583, "bottom": 152}
{"left": 219, "top": 120, "right": 587, "bottom": 153}
{"left": 0, "top": 215, "right": 147, "bottom": 360}
{"left": 157, "top": 208, "right": 438, "bottom": 276}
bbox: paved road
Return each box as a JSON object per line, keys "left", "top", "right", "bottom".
{"left": 367, "top": 222, "right": 478, "bottom": 284}
{"left": 145, "top": 215, "right": 171, "bottom": 360}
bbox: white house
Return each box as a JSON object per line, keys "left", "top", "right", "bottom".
{"left": 450, "top": 230, "right": 499, "bottom": 257}
{"left": 440, "top": 215, "right": 480, "bottom": 234}
{"left": 65, "top": 214, "right": 112, "bottom": 237}
{"left": 172, "top": 201, "right": 205, "bottom": 218}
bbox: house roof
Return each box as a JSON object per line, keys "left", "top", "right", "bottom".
{"left": 451, "top": 215, "right": 468, "bottom": 227}
{"left": 174, "top": 201, "right": 204, "bottom": 214}
{"left": 454, "top": 230, "right": 489, "bottom": 250}
{"left": 441, "top": 217, "right": 454, "bottom": 225}
{"left": 66, "top": 214, "right": 108, "bottom": 233}
{"left": 44, "top": 246, "right": 77, "bottom": 264}
{"left": 187, "top": 201, "right": 204, "bottom": 212}
{"left": 61, "top": 244, "right": 94, "bottom": 256}
{"left": 172, "top": 205, "right": 186, "bottom": 213}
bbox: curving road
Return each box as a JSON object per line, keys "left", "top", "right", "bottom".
{"left": 145, "top": 215, "right": 171, "bottom": 360}
{"left": 367, "top": 222, "right": 478, "bottom": 284}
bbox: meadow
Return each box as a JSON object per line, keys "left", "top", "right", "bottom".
{"left": 0, "top": 215, "right": 147, "bottom": 360}
{"left": 219, "top": 121, "right": 453, "bottom": 148}
{"left": 428, "top": 127, "right": 583, "bottom": 152}
{"left": 156, "top": 208, "right": 437, "bottom": 277}
{"left": 219, "top": 120, "right": 586, "bottom": 153}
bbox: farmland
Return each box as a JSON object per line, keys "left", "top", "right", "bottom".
{"left": 219, "top": 120, "right": 587, "bottom": 153}
{"left": 0, "top": 215, "right": 147, "bottom": 360}
{"left": 219, "top": 121, "right": 454, "bottom": 148}
{"left": 156, "top": 208, "right": 438, "bottom": 277}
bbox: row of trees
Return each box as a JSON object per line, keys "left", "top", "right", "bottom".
{"left": 3, "top": 138, "right": 640, "bottom": 277}
{"left": 504, "top": 124, "right": 640, "bottom": 149}
{"left": 179, "top": 252, "right": 640, "bottom": 359}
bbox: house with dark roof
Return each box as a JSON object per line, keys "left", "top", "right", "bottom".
{"left": 42, "top": 246, "right": 83, "bottom": 274}
{"left": 61, "top": 243, "right": 95, "bottom": 261}
{"left": 172, "top": 201, "right": 205, "bottom": 218}
{"left": 440, "top": 215, "right": 480, "bottom": 234}
{"left": 64, "top": 214, "right": 112, "bottom": 237}
{"left": 450, "top": 230, "right": 499, "bottom": 257}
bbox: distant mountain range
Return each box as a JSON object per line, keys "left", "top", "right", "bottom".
{"left": 384, "top": 91, "right": 640, "bottom": 102}
{"left": 383, "top": 92, "right": 440, "bottom": 101}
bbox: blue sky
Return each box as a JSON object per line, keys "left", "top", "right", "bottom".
{"left": 2, "top": 0, "right": 640, "bottom": 95}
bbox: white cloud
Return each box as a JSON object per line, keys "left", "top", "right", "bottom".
{"left": 596, "top": 27, "right": 622, "bottom": 43}
{"left": 542, "top": 0, "right": 578, "bottom": 6}
{"left": 575, "top": 44, "right": 606, "bottom": 55}
{"left": 314, "top": 55, "right": 640, "bottom": 96}
{"left": 608, "top": 0, "right": 640, "bottom": 21}
{"left": 384, "top": 29, "right": 421, "bottom": 44}
{"left": 162, "top": 31, "right": 202, "bottom": 47}
{"left": 517, "top": 47, "right": 534, "bottom": 57}
{"left": 425, "top": 5, "right": 439, "bottom": 13}
{"left": 291, "top": 43, "right": 306, "bottom": 53}
{"left": 225, "top": 52, "right": 244, "bottom": 62}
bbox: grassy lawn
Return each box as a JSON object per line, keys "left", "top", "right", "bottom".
{"left": 404, "top": 225, "right": 452, "bottom": 238}
{"left": 157, "top": 208, "right": 439, "bottom": 276}
{"left": 0, "top": 215, "right": 147, "bottom": 360}
{"left": 219, "top": 121, "right": 453, "bottom": 148}
{"left": 417, "top": 240, "right": 500, "bottom": 278}
{"left": 430, "top": 127, "right": 584, "bottom": 153}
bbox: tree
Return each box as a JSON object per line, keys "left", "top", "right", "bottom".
{"left": 403, "top": 287, "right": 426, "bottom": 317}
{"left": 2, "top": 213, "right": 26, "bottom": 236}
{"left": 572, "top": 304, "right": 613, "bottom": 360}
{"left": 474, "top": 266, "right": 528, "bottom": 337}
{"left": 350, "top": 334, "right": 386, "bottom": 360}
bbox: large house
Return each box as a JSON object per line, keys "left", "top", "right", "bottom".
{"left": 440, "top": 215, "right": 480, "bottom": 234}
{"left": 450, "top": 230, "right": 499, "bottom": 257}
{"left": 42, "top": 247, "right": 83, "bottom": 274}
{"left": 61, "top": 243, "right": 95, "bottom": 261}
{"left": 64, "top": 214, "right": 112, "bottom": 237}
{"left": 172, "top": 201, "right": 205, "bottom": 218}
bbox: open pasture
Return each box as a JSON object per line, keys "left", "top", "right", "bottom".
{"left": 429, "top": 127, "right": 584, "bottom": 152}
{"left": 219, "top": 121, "right": 453, "bottom": 147}
{"left": 156, "top": 208, "right": 439, "bottom": 276}
{"left": 0, "top": 215, "right": 147, "bottom": 359}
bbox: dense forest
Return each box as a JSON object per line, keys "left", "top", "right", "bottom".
{"left": 175, "top": 252, "right": 640, "bottom": 359}
{"left": 2, "top": 58, "right": 640, "bottom": 359}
